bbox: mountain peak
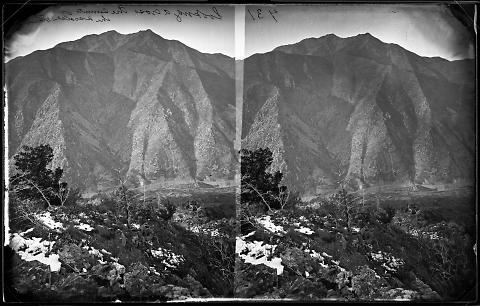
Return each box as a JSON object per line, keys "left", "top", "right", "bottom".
{"left": 128, "top": 29, "right": 168, "bottom": 43}
{"left": 323, "top": 33, "right": 339, "bottom": 38}
{"left": 138, "top": 29, "right": 156, "bottom": 35}
{"left": 104, "top": 30, "right": 121, "bottom": 35}
{"left": 354, "top": 32, "right": 382, "bottom": 43}
{"left": 88, "top": 30, "right": 122, "bottom": 40}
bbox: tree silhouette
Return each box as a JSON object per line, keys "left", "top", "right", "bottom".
{"left": 241, "top": 148, "right": 286, "bottom": 211}
{"left": 10, "top": 144, "right": 67, "bottom": 207}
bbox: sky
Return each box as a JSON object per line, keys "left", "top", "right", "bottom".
{"left": 4, "top": 4, "right": 235, "bottom": 61}
{"left": 245, "top": 4, "right": 475, "bottom": 60}
{"left": 4, "top": 4, "right": 475, "bottom": 62}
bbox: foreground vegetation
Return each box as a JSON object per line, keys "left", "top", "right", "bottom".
{"left": 5, "top": 145, "right": 476, "bottom": 301}
{"left": 5, "top": 145, "right": 235, "bottom": 302}
{"left": 237, "top": 148, "right": 476, "bottom": 301}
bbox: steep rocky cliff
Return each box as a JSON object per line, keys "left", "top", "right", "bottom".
{"left": 7, "top": 30, "right": 236, "bottom": 190}
{"left": 242, "top": 33, "right": 475, "bottom": 193}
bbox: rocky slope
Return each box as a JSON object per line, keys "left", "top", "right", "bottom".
{"left": 242, "top": 33, "right": 475, "bottom": 194}
{"left": 7, "top": 30, "right": 236, "bottom": 190}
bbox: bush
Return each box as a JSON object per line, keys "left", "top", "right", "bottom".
{"left": 375, "top": 205, "right": 396, "bottom": 224}
{"left": 158, "top": 200, "right": 176, "bottom": 221}
{"left": 328, "top": 189, "right": 359, "bottom": 230}
{"left": 131, "top": 200, "right": 156, "bottom": 223}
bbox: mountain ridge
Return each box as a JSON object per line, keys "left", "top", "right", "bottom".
{"left": 273, "top": 32, "right": 473, "bottom": 62}
{"left": 242, "top": 33, "right": 475, "bottom": 194}
{"left": 7, "top": 30, "right": 236, "bottom": 191}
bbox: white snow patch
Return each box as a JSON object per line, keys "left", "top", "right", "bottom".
{"left": 304, "top": 249, "right": 331, "bottom": 269}
{"left": 370, "top": 251, "right": 404, "bottom": 272}
{"left": 236, "top": 237, "right": 284, "bottom": 275}
{"left": 187, "top": 224, "right": 220, "bottom": 237}
{"left": 256, "top": 215, "right": 285, "bottom": 234}
{"left": 10, "top": 233, "right": 61, "bottom": 271}
{"left": 36, "top": 212, "right": 65, "bottom": 230}
{"left": 83, "top": 245, "right": 109, "bottom": 263}
{"left": 208, "top": 229, "right": 220, "bottom": 237}
{"left": 188, "top": 225, "right": 201, "bottom": 233}
{"left": 295, "top": 226, "right": 314, "bottom": 235}
{"left": 322, "top": 252, "right": 332, "bottom": 258}
{"left": 20, "top": 228, "right": 34, "bottom": 236}
{"left": 242, "top": 231, "right": 255, "bottom": 238}
{"left": 305, "top": 249, "right": 324, "bottom": 261}
{"left": 150, "top": 266, "right": 161, "bottom": 276}
{"left": 101, "top": 248, "right": 112, "bottom": 255}
{"left": 151, "top": 247, "right": 184, "bottom": 269}
{"left": 86, "top": 246, "right": 103, "bottom": 258}
{"left": 112, "top": 262, "right": 125, "bottom": 274}
{"left": 75, "top": 223, "right": 94, "bottom": 231}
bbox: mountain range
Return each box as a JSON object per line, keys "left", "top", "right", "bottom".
{"left": 7, "top": 31, "right": 475, "bottom": 194}
{"left": 7, "top": 30, "right": 236, "bottom": 191}
{"left": 242, "top": 33, "right": 475, "bottom": 194}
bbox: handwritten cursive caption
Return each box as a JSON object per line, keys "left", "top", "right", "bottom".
{"left": 247, "top": 8, "right": 279, "bottom": 22}
{"left": 27, "top": 5, "right": 223, "bottom": 23}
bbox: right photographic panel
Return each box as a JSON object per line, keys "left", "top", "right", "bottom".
{"left": 237, "top": 4, "right": 476, "bottom": 301}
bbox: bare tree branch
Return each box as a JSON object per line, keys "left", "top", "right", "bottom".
{"left": 24, "top": 178, "right": 52, "bottom": 207}
{"left": 243, "top": 181, "right": 272, "bottom": 211}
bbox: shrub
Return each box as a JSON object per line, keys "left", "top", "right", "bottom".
{"left": 158, "top": 200, "right": 176, "bottom": 221}
{"left": 352, "top": 205, "right": 377, "bottom": 227}
{"left": 328, "top": 189, "right": 359, "bottom": 230}
{"left": 375, "top": 205, "right": 396, "bottom": 224}
{"left": 131, "top": 200, "right": 156, "bottom": 223}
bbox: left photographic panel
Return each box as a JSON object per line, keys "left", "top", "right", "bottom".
{"left": 4, "top": 3, "right": 236, "bottom": 302}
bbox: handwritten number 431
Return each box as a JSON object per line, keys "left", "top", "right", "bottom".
{"left": 247, "top": 8, "right": 278, "bottom": 22}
